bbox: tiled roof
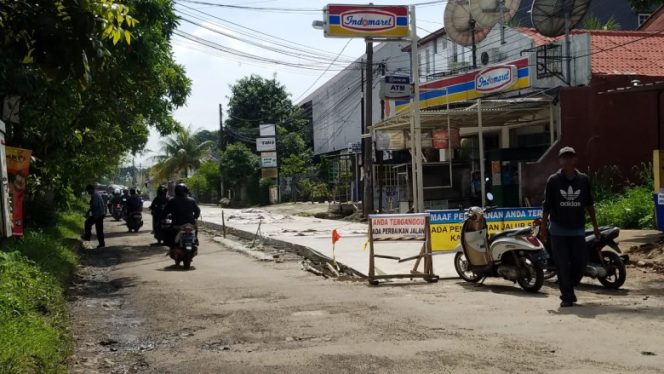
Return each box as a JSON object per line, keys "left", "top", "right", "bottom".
{"left": 638, "top": 5, "right": 664, "bottom": 32}
{"left": 587, "top": 30, "right": 664, "bottom": 76}
{"left": 518, "top": 28, "right": 664, "bottom": 77}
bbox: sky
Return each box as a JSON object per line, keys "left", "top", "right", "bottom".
{"left": 138, "top": 0, "right": 448, "bottom": 165}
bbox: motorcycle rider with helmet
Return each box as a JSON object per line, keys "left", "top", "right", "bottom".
{"left": 126, "top": 188, "right": 143, "bottom": 214}
{"left": 162, "top": 183, "right": 201, "bottom": 248}
{"left": 149, "top": 185, "right": 170, "bottom": 235}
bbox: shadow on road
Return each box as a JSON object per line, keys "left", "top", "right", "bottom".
{"left": 458, "top": 281, "right": 548, "bottom": 298}
{"left": 158, "top": 264, "right": 197, "bottom": 272}
{"left": 549, "top": 302, "right": 664, "bottom": 319}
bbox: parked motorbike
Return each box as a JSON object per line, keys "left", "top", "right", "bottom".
{"left": 533, "top": 219, "right": 628, "bottom": 289}
{"left": 169, "top": 223, "right": 198, "bottom": 269}
{"left": 126, "top": 212, "right": 143, "bottom": 232}
{"left": 112, "top": 203, "right": 123, "bottom": 221}
{"left": 453, "top": 194, "right": 548, "bottom": 293}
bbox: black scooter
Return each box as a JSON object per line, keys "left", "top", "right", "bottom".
{"left": 534, "top": 219, "right": 628, "bottom": 289}
{"left": 125, "top": 211, "right": 143, "bottom": 233}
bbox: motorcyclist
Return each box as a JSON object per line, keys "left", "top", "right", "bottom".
{"left": 120, "top": 189, "right": 130, "bottom": 215}
{"left": 162, "top": 183, "right": 200, "bottom": 247}
{"left": 149, "top": 185, "right": 169, "bottom": 235}
{"left": 126, "top": 188, "right": 143, "bottom": 214}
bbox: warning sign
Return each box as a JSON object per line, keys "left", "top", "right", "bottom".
{"left": 369, "top": 213, "right": 428, "bottom": 241}
{"left": 429, "top": 208, "right": 542, "bottom": 251}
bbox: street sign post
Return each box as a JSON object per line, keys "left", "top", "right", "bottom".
{"left": 259, "top": 124, "right": 276, "bottom": 137}
{"left": 256, "top": 137, "right": 276, "bottom": 152}
{"left": 380, "top": 75, "right": 411, "bottom": 99}
{"left": 260, "top": 151, "right": 278, "bottom": 168}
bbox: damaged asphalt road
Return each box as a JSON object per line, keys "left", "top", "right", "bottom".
{"left": 69, "top": 215, "right": 664, "bottom": 373}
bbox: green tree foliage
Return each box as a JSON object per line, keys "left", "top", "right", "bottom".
{"left": 0, "top": 0, "right": 137, "bottom": 86}
{"left": 1, "top": 0, "right": 190, "bottom": 204}
{"left": 583, "top": 14, "right": 621, "bottom": 30}
{"left": 219, "top": 143, "right": 259, "bottom": 194}
{"left": 152, "top": 125, "right": 215, "bottom": 181}
{"left": 225, "top": 75, "right": 310, "bottom": 143}
{"left": 186, "top": 160, "right": 221, "bottom": 203}
{"left": 628, "top": 0, "right": 664, "bottom": 10}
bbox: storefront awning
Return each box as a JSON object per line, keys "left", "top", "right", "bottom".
{"left": 372, "top": 98, "right": 553, "bottom": 131}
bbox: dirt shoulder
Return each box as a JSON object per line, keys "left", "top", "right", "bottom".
{"left": 69, "top": 216, "right": 664, "bottom": 373}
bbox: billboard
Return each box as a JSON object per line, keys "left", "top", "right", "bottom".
{"left": 325, "top": 4, "right": 409, "bottom": 38}
{"left": 6, "top": 146, "right": 31, "bottom": 236}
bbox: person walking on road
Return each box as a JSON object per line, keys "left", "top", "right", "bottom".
{"left": 541, "top": 147, "right": 600, "bottom": 307}
{"left": 83, "top": 184, "right": 106, "bottom": 248}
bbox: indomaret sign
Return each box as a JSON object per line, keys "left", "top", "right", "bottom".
{"left": 324, "top": 4, "right": 409, "bottom": 38}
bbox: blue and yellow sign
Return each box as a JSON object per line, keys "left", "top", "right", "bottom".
{"left": 429, "top": 207, "right": 543, "bottom": 251}
{"left": 325, "top": 4, "right": 409, "bottom": 38}
{"left": 394, "top": 58, "right": 530, "bottom": 112}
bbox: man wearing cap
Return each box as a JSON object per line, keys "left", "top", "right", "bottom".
{"left": 541, "top": 147, "right": 600, "bottom": 307}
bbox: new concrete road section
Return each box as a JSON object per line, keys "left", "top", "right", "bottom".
{"left": 198, "top": 205, "right": 459, "bottom": 279}
{"left": 69, "top": 213, "right": 664, "bottom": 373}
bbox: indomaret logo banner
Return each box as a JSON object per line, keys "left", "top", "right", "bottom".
{"left": 325, "top": 4, "right": 409, "bottom": 38}
{"left": 428, "top": 208, "right": 543, "bottom": 251}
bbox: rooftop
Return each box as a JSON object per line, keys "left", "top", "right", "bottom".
{"left": 518, "top": 28, "right": 664, "bottom": 77}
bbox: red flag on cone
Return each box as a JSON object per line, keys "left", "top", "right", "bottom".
{"left": 332, "top": 229, "right": 341, "bottom": 245}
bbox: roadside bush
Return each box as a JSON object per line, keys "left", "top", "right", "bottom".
{"left": 592, "top": 163, "right": 655, "bottom": 229}
{"left": 595, "top": 185, "right": 654, "bottom": 229}
{"left": 0, "top": 212, "right": 83, "bottom": 373}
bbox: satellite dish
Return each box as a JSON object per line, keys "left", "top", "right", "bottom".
{"left": 531, "top": 0, "right": 592, "bottom": 37}
{"left": 444, "top": 0, "right": 491, "bottom": 47}
{"left": 469, "top": 0, "right": 522, "bottom": 28}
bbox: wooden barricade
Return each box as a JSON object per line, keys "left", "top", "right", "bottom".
{"left": 367, "top": 213, "right": 438, "bottom": 285}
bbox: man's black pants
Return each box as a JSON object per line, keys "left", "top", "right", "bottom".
{"left": 84, "top": 215, "right": 105, "bottom": 246}
{"left": 551, "top": 235, "right": 587, "bottom": 302}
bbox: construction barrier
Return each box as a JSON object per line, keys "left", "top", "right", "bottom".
{"left": 367, "top": 213, "right": 438, "bottom": 285}
{"left": 429, "top": 207, "right": 543, "bottom": 251}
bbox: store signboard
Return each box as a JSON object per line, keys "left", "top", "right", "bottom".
{"left": 261, "top": 151, "right": 278, "bottom": 168}
{"left": 256, "top": 137, "right": 276, "bottom": 152}
{"left": 259, "top": 124, "right": 276, "bottom": 137}
{"left": 324, "top": 4, "right": 409, "bottom": 38}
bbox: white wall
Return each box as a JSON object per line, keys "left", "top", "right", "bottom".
{"left": 307, "top": 42, "right": 410, "bottom": 155}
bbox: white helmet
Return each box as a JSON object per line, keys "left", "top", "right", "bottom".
{"left": 114, "top": 189, "right": 121, "bottom": 195}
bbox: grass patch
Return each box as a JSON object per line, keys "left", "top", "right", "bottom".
{"left": 592, "top": 163, "right": 655, "bottom": 229}
{"left": 0, "top": 212, "right": 83, "bottom": 373}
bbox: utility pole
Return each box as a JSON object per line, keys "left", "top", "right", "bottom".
{"left": 359, "top": 59, "right": 364, "bottom": 203}
{"left": 363, "top": 39, "right": 374, "bottom": 216}
{"left": 378, "top": 62, "right": 385, "bottom": 213}
{"left": 219, "top": 104, "right": 224, "bottom": 201}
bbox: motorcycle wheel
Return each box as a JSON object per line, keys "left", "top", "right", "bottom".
{"left": 598, "top": 251, "right": 626, "bottom": 289}
{"left": 183, "top": 259, "right": 192, "bottom": 269}
{"left": 517, "top": 256, "right": 544, "bottom": 293}
{"left": 454, "top": 252, "right": 482, "bottom": 283}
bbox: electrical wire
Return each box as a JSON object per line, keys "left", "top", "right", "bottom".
{"left": 295, "top": 39, "right": 353, "bottom": 103}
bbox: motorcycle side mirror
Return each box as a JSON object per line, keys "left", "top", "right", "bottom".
{"left": 486, "top": 192, "right": 494, "bottom": 202}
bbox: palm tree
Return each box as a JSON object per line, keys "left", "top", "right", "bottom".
{"left": 151, "top": 125, "right": 216, "bottom": 182}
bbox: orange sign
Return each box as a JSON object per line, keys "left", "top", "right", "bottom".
{"left": 6, "top": 146, "right": 31, "bottom": 236}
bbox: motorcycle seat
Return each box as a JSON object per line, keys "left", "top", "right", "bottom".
{"left": 491, "top": 227, "right": 532, "bottom": 241}
{"left": 584, "top": 226, "right": 618, "bottom": 239}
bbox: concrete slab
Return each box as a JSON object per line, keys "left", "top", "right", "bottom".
{"left": 199, "top": 205, "right": 459, "bottom": 280}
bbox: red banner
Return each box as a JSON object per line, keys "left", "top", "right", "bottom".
{"left": 6, "top": 147, "right": 31, "bottom": 236}
{"left": 432, "top": 129, "right": 460, "bottom": 149}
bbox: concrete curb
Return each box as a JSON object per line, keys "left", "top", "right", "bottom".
{"left": 211, "top": 236, "right": 274, "bottom": 262}
{"left": 199, "top": 220, "right": 365, "bottom": 278}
